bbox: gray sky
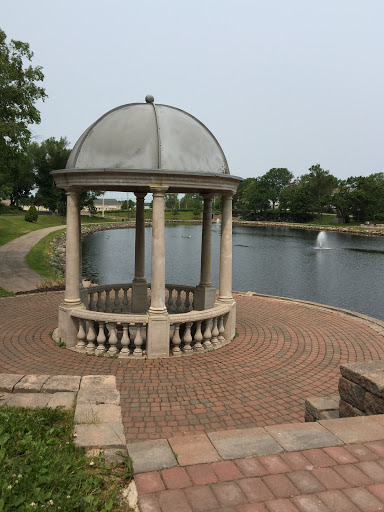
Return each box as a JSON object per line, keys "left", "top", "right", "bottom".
{"left": 2, "top": 0, "right": 384, "bottom": 199}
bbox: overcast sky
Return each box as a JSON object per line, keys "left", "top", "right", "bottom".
{"left": 2, "top": 0, "right": 384, "bottom": 200}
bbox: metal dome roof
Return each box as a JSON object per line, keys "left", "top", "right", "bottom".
{"left": 66, "top": 98, "right": 230, "bottom": 175}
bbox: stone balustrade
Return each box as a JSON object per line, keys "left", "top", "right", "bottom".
{"left": 86, "top": 283, "right": 195, "bottom": 314}
{"left": 70, "top": 300, "right": 230, "bottom": 358}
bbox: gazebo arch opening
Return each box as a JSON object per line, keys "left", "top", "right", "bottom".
{"left": 52, "top": 97, "right": 241, "bottom": 359}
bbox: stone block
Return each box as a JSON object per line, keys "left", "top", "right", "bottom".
{"left": 0, "top": 393, "right": 11, "bottom": 405}
{"left": 319, "top": 410, "right": 339, "bottom": 420}
{"left": 339, "top": 377, "right": 365, "bottom": 410}
{"left": 266, "top": 421, "right": 343, "bottom": 451}
{"left": 127, "top": 439, "right": 177, "bottom": 474}
{"left": 7, "top": 393, "right": 50, "bottom": 408}
{"left": 0, "top": 373, "right": 24, "bottom": 392}
{"left": 365, "top": 392, "right": 384, "bottom": 415}
{"left": 304, "top": 411, "right": 316, "bottom": 422}
{"left": 208, "top": 427, "right": 282, "bottom": 460}
{"left": 74, "top": 422, "right": 126, "bottom": 449}
{"left": 48, "top": 392, "right": 76, "bottom": 410}
{"left": 103, "top": 448, "right": 129, "bottom": 465}
{"left": 76, "top": 387, "right": 120, "bottom": 405}
{"left": 74, "top": 403, "right": 122, "bottom": 424}
{"left": 340, "top": 362, "right": 384, "bottom": 397}
{"left": 319, "top": 416, "right": 384, "bottom": 443}
{"left": 168, "top": 433, "right": 221, "bottom": 466}
{"left": 14, "top": 374, "right": 50, "bottom": 393}
{"left": 305, "top": 395, "right": 339, "bottom": 420}
{"left": 42, "top": 375, "right": 81, "bottom": 393}
{"left": 79, "top": 375, "right": 116, "bottom": 390}
{"left": 339, "top": 399, "right": 365, "bottom": 418}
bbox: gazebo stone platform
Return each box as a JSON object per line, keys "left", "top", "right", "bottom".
{"left": 51, "top": 96, "right": 241, "bottom": 358}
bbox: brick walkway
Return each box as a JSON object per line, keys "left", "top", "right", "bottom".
{"left": 1, "top": 291, "right": 383, "bottom": 443}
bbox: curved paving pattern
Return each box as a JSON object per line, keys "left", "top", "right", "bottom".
{"left": 1, "top": 292, "right": 383, "bottom": 442}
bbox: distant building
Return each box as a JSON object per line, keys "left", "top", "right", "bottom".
{"left": 93, "top": 198, "right": 121, "bottom": 212}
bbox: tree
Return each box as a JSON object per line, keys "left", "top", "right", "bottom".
{"left": 347, "top": 173, "right": 384, "bottom": 222}
{"left": 0, "top": 28, "right": 47, "bottom": 203}
{"left": 302, "top": 164, "right": 337, "bottom": 223}
{"left": 246, "top": 177, "right": 270, "bottom": 216}
{"left": 165, "top": 193, "right": 178, "bottom": 210}
{"left": 233, "top": 178, "right": 255, "bottom": 216}
{"left": 263, "top": 168, "right": 294, "bottom": 209}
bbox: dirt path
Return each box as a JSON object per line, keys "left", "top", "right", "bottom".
{"left": 0, "top": 225, "right": 65, "bottom": 293}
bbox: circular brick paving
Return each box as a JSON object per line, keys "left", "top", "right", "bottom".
{"left": 1, "top": 291, "right": 383, "bottom": 442}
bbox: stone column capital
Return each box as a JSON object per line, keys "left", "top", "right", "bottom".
{"left": 65, "top": 188, "right": 81, "bottom": 197}
{"left": 134, "top": 192, "right": 147, "bottom": 200}
{"left": 221, "top": 191, "right": 233, "bottom": 199}
{"left": 150, "top": 186, "right": 168, "bottom": 196}
{"left": 201, "top": 193, "right": 215, "bottom": 201}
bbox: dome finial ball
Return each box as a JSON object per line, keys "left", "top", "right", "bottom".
{"left": 145, "top": 95, "right": 154, "bottom": 104}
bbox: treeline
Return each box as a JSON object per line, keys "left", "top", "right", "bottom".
{"left": 233, "top": 166, "right": 384, "bottom": 224}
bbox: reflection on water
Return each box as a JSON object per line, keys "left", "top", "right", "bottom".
{"left": 82, "top": 225, "right": 384, "bottom": 321}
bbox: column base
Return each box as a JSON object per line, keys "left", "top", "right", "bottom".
{"left": 194, "top": 285, "right": 216, "bottom": 311}
{"left": 216, "top": 296, "right": 237, "bottom": 342}
{"left": 131, "top": 280, "right": 148, "bottom": 313}
{"left": 147, "top": 308, "right": 170, "bottom": 359}
{"left": 58, "top": 301, "right": 85, "bottom": 348}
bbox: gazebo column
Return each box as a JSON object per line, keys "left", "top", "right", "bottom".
{"left": 217, "top": 192, "right": 236, "bottom": 341}
{"left": 194, "top": 193, "right": 216, "bottom": 310}
{"left": 132, "top": 192, "right": 147, "bottom": 313}
{"left": 58, "top": 189, "right": 85, "bottom": 347}
{"left": 147, "top": 186, "right": 170, "bottom": 358}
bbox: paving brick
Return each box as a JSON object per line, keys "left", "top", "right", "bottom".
{"left": 258, "top": 454, "right": 291, "bottom": 474}
{"left": 334, "top": 463, "right": 375, "bottom": 486}
{"left": 280, "top": 452, "right": 312, "bottom": 471}
{"left": 211, "top": 461, "right": 243, "bottom": 481}
{"left": 368, "top": 484, "right": 384, "bottom": 503}
{"left": 135, "top": 472, "right": 165, "bottom": 494}
{"left": 311, "top": 467, "right": 349, "bottom": 490}
{"left": 345, "top": 444, "right": 379, "bottom": 461}
{"left": 286, "top": 471, "right": 326, "bottom": 494}
{"left": 322, "top": 446, "right": 359, "bottom": 464}
{"left": 157, "top": 489, "right": 192, "bottom": 512}
{"left": 160, "top": 467, "right": 192, "bottom": 489}
{"left": 211, "top": 481, "right": 248, "bottom": 507}
{"left": 292, "top": 494, "right": 329, "bottom": 512}
{"left": 343, "top": 487, "right": 384, "bottom": 511}
{"left": 236, "top": 504, "right": 268, "bottom": 512}
{"left": 184, "top": 486, "right": 220, "bottom": 511}
{"left": 357, "top": 461, "right": 384, "bottom": 483}
{"left": 301, "top": 449, "right": 337, "bottom": 467}
{"left": 138, "top": 493, "right": 161, "bottom": 512}
{"left": 265, "top": 499, "right": 299, "bottom": 512}
{"left": 266, "top": 422, "right": 342, "bottom": 452}
{"left": 317, "top": 490, "right": 359, "bottom": 512}
{"left": 185, "top": 464, "right": 218, "bottom": 485}
{"left": 168, "top": 434, "right": 220, "bottom": 466}
{"left": 235, "top": 457, "right": 269, "bottom": 477}
{"left": 366, "top": 441, "right": 384, "bottom": 458}
{"left": 262, "top": 474, "right": 300, "bottom": 499}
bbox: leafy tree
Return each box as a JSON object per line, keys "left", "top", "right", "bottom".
{"left": 347, "top": 173, "right": 384, "bottom": 222}
{"left": 0, "top": 28, "right": 47, "bottom": 204}
{"left": 302, "top": 164, "right": 337, "bottom": 223}
{"left": 263, "top": 168, "right": 294, "bottom": 209}
{"left": 233, "top": 178, "right": 255, "bottom": 215}
{"left": 332, "top": 180, "right": 352, "bottom": 223}
{"left": 180, "top": 193, "right": 194, "bottom": 210}
{"left": 165, "top": 193, "right": 178, "bottom": 210}
{"left": 246, "top": 177, "right": 270, "bottom": 216}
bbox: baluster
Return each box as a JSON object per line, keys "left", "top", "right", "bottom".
{"left": 211, "top": 317, "right": 220, "bottom": 348}
{"left": 176, "top": 290, "right": 182, "bottom": 313}
{"left": 96, "top": 291, "right": 103, "bottom": 312}
{"left": 171, "top": 323, "right": 182, "bottom": 356}
{"left": 128, "top": 324, "right": 135, "bottom": 352}
{"left": 107, "top": 323, "right": 118, "bottom": 354}
{"left": 218, "top": 315, "right": 225, "bottom": 345}
{"left": 133, "top": 323, "right": 144, "bottom": 357}
{"left": 105, "top": 290, "right": 112, "bottom": 312}
{"left": 193, "top": 320, "right": 204, "bottom": 352}
{"left": 122, "top": 287, "right": 129, "bottom": 312}
{"left": 76, "top": 319, "right": 86, "bottom": 350}
{"left": 85, "top": 321, "right": 96, "bottom": 352}
{"left": 113, "top": 288, "right": 121, "bottom": 312}
{"left": 96, "top": 321, "right": 107, "bottom": 353}
{"left": 120, "top": 323, "right": 130, "bottom": 357}
{"left": 184, "top": 291, "right": 191, "bottom": 311}
{"left": 203, "top": 320, "right": 213, "bottom": 350}
{"left": 182, "top": 322, "right": 193, "bottom": 354}
{"left": 89, "top": 292, "right": 96, "bottom": 311}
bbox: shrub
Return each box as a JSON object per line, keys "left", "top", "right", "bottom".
{"left": 24, "top": 205, "right": 38, "bottom": 223}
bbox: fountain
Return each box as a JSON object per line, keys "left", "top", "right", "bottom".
{"left": 315, "top": 231, "right": 331, "bottom": 250}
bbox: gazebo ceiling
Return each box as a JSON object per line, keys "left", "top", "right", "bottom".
{"left": 52, "top": 97, "right": 241, "bottom": 193}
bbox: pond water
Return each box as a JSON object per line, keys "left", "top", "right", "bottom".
{"left": 82, "top": 224, "right": 384, "bottom": 321}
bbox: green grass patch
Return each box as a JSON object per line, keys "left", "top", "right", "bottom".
{"left": 26, "top": 229, "right": 66, "bottom": 280}
{"left": 0, "top": 406, "right": 132, "bottom": 511}
{"left": 0, "top": 287, "right": 14, "bottom": 297}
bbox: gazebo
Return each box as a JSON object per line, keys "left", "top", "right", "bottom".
{"left": 52, "top": 96, "right": 241, "bottom": 359}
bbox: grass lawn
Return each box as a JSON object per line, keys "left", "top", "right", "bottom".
{"left": 0, "top": 287, "right": 14, "bottom": 297}
{"left": 0, "top": 406, "right": 132, "bottom": 511}
{"left": 0, "top": 215, "right": 122, "bottom": 247}
{"left": 26, "top": 229, "right": 66, "bottom": 281}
